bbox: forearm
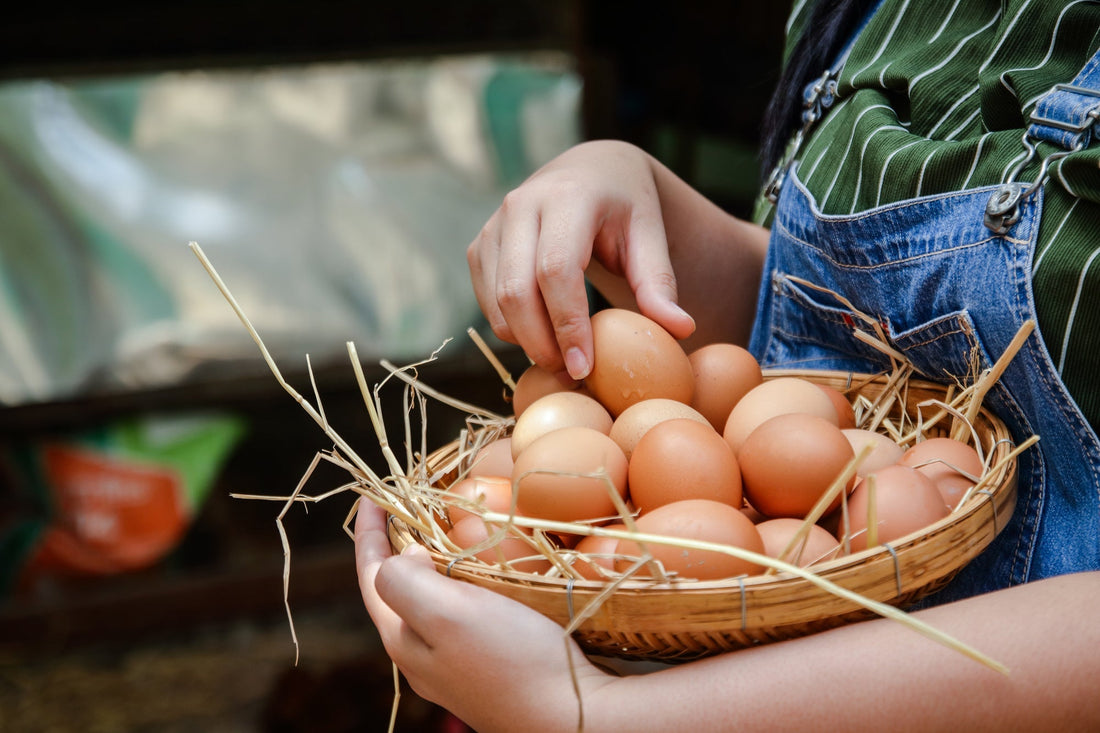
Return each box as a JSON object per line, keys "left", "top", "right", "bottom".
{"left": 586, "top": 571, "right": 1100, "bottom": 732}
{"left": 585, "top": 153, "right": 769, "bottom": 349}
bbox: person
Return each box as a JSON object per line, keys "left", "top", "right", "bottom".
{"left": 356, "top": 1, "right": 1100, "bottom": 730}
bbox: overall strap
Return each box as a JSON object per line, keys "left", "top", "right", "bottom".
{"left": 984, "top": 42, "right": 1100, "bottom": 233}
{"left": 799, "top": 0, "right": 886, "bottom": 124}
{"left": 1027, "top": 44, "right": 1100, "bottom": 151}
{"left": 765, "top": 0, "right": 886, "bottom": 203}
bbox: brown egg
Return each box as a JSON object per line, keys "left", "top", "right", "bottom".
{"left": 608, "top": 398, "right": 710, "bottom": 460}
{"left": 615, "top": 499, "right": 765, "bottom": 580}
{"left": 512, "top": 363, "right": 585, "bottom": 417}
{"left": 755, "top": 517, "right": 842, "bottom": 567}
{"left": 844, "top": 464, "right": 950, "bottom": 552}
{"left": 510, "top": 391, "right": 613, "bottom": 460}
{"left": 584, "top": 308, "right": 694, "bottom": 417}
{"left": 571, "top": 524, "right": 628, "bottom": 580}
{"left": 628, "top": 418, "right": 742, "bottom": 513}
{"left": 512, "top": 426, "right": 628, "bottom": 523}
{"left": 841, "top": 428, "right": 904, "bottom": 478}
{"left": 447, "top": 515, "right": 550, "bottom": 573}
{"left": 723, "top": 377, "right": 839, "bottom": 455}
{"left": 688, "top": 343, "right": 763, "bottom": 432}
{"left": 817, "top": 384, "right": 856, "bottom": 429}
{"left": 445, "top": 476, "right": 515, "bottom": 526}
{"left": 898, "top": 437, "right": 985, "bottom": 511}
{"left": 738, "top": 413, "right": 856, "bottom": 519}
{"left": 468, "top": 437, "right": 515, "bottom": 480}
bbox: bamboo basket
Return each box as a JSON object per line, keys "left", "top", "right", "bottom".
{"left": 388, "top": 368, "right": 1019, "bottom": 663}
{"left": 187, "top": 242, "right": 1026, "bottom": 671}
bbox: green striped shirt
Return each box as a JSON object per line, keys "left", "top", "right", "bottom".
{"left": 756, "top": 0, "right": 1100, "bottom": 434}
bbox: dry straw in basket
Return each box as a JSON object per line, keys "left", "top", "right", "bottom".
{"left": 189, "top": 243, "right": 1034, "bottom": 691}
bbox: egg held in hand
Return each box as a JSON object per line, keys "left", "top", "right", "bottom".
{"left": 584, "top": 308, "right": 694, "bottom": 417}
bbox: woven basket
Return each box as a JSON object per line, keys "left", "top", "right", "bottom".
{"left": 388, "top": 369, "right": 1018, "bottom": 662}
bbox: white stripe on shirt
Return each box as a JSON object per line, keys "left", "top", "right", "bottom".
{"left": 1057, "top": 247, "right": 1100, "bottom": 374}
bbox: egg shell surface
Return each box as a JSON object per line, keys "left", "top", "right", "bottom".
{"left": 512, "top": 426, "right": 628, "bottom": 523}
{"left": 468, "top": 437, "right": 515, "bottom": 480}
{"left": 584, "top": 308, "right": 694, "bottom": 417}
{"left": 898, "top": 437, "right": 984, "bottom": 511}
{"left": 510, "top": 391, "right": 613, "bottom": 459}
{"left": 512, "top": 364, "right": 588, "bottom": 418}
{"left": 447, "top": 515, "right": 550, "bottom": 573}
{"left": 724, "top": 377, "right": 840, "bottom": 455}
{"left": 571, "top": 524, "right": 628, "bottom": 580}
{"left": 628, "top": 418, "right": 742, "bottom": 513}
{"left": 844, "top": 464, "right": 950, "bottom": 552}
{"left": 755, "top": 517, "right": 842, "bottom": 567}
{"left": 446, "top": 476, "right": 515, "bottom": 526}
{"left": 737, "top": 412, "right": 855, "bottom": 518}
{"left": 614, "top": 499, "right": 765, "bottom": 580}
{"left": 841, "top": 428, "right": 905, "bottom": 478}
{"left": 688, "top": 343, "right": 763, "bottom": 432}
{"left": 609, "top": 398, "right": 710, "bottom": 460}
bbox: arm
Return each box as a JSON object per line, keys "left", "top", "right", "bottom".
{"left": 586, "top": 570, "right": 1100, "bottom": 732}
{"left": 466, "top": 139, "right": 768, "bottom": 380}
{"left": 356, "top": 500, "right": 1100, "bottom": 732}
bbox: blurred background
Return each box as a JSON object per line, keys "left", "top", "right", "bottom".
{"left": 0, "top": 2, "right": 786, "bottom": 730}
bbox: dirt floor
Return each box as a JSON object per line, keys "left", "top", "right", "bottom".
{"left": 0, "top": 601, "right": 458, "bottom": 733}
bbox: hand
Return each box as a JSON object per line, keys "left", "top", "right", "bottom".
{"left": 354, "top": 500, "right": 617, "bottom": 733}
{"left": 467, "top": 140, "right": 697, "bottom": 381}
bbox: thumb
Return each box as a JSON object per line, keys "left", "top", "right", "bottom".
{"left": 399, "top": 542, "right": 437, "bottom": 570}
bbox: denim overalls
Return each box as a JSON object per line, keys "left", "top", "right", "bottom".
{"left": 750, "top": 46, "right": 1100, "bottom": 605}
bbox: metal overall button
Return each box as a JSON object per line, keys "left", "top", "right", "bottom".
{"left": 984, "top": 183, "right": 1026, "bottom": 235}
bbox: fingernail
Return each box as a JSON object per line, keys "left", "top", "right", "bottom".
{"left": 564, "top": 347, "right": 591, "bottom": 380}
{"left": 672, "top": 304, "right": 696, "bottom": 332}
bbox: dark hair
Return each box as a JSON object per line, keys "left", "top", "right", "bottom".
{"left": 759, "top": 0, "right": 878, "bottom": 182}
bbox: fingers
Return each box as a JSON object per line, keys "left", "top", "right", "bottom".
{"left": 619, "top": 211, "right": 696, "bottom": 341}
{"left": 354, "top": 502, "right": 434, "bottom": 670}
{"left": 496, "top": 194, "right": 573, "bottom": 375}
{"left": 467, "top": 213, "right": 516, "bottom": 346}
{"left": 353, "top": 501, "right": 457, "bottom": 653}
{"left": 353, "top": 497, "right": 391, "bottom": 568}
{"left": 534, "top": 206, "right": 601, "bottom": 381}
{"left": 466, "top": 140, "right": 693, "bottom": 380}
{"left": 372, "top": 544, "right": 467, "bottom": 651}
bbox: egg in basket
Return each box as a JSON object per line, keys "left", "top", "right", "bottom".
{"left": 191, "top": 242, "right": 1031, "bottom": 671}
{"left": 386, "top": 308, "right": 1028, "bottom": 665}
